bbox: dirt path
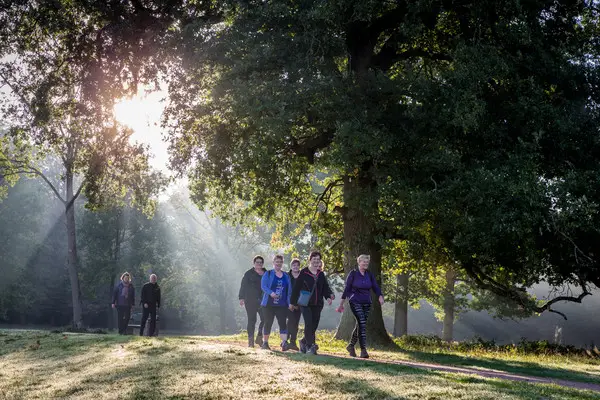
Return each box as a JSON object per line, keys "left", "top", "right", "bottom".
{"left": 205, "top": 339, "right": 600, "bottom": 393}
{"left": 319, "top": 352, "right": 600, "bottom": 392}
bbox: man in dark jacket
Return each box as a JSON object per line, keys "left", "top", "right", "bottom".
{"left": 140, "top": 274, "right": 161, "bottom": 336}
{"left": 112, "top": 272, "right": 135, "bottom": 334}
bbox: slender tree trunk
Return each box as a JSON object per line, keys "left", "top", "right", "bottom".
{"left": 65, "top": 167, "right": 84, "bottom": 328}
{"left": 393, "top": 273, "right": 409, "bottom": 337}
{"left": 217, "top": 286, "right": 227, "bottom": 334}
{"left": 108, "top": 211, "right": 122, "bottom": 329}
{"left": 335, "top": 176, "right": 391, "bottom": 345}
{"left": 442, "top": 268, "right": 457, "bottom": 342}
{"left": 107, "top": 278, "right": 115, "bottom": 329}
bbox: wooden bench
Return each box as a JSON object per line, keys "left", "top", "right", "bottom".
{"left": 126, "top": 323, "right": 160, "bottom": 336}
{"left": 126, "top": 324, "right": 141, "bottom": 335}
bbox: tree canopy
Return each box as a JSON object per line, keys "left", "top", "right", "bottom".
{"left": 2, "top": 0, "right": 600, "bottom": 333}
{"left": 163, "top": 0, "right": 600, "bottom": 326}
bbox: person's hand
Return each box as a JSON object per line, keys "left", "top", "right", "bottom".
{"left": 144, "top": 303, "right": 148, "bottom": 309}
{"left": 327, "top": 298, "right": 333, "bottom": 306}
{"left": 288, "top": 304, "right": 295, "bottom": 311}
{"left": 270, "top": 292, "right": 278, "bottom": 299}
{"left": 239, "top": 299, "right": 245, "bottom": 307}
{"left": 330, "top": 294, "right": 335, "bottom": 300}
{"left": 335, "top": 305, "right": 344, "bottom": 313}
{"left": 111, "top": 304, "right": 115, "bottom": 309}
{"left": 379, "top": 295, "right": 384, "bottom": 305}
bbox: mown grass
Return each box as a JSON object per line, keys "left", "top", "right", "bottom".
{"left": 204, "top": 331, "right": 600, "bottom": 385}
{"left": 1, "top": 329, "right": 599, "bottom": 399}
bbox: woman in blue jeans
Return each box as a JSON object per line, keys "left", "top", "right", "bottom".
{"left": 336, "top": 254, "right": 384, "bottom": 358}
{"left": 260, "top": 254, "right": 292, "bottom": 351}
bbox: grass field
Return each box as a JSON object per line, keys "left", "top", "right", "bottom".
{"left": 1, "top": 329, "right": 600, "bottom": 400}
{"left": 205, "top": 331, "right": 600, "bottom": 385}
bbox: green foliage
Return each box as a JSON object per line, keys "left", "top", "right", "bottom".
{"left": 397, "top": 334, "right": 594, "bottom": 359}
{"left": 162, "top": 0, "right": 600, "bottom": 319}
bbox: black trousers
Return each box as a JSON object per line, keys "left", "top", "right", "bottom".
{"left": 117, "top": 306, "right": 131, "bottom": 334}
{"left": 300, "top": 305, "right": 323, "bottom": 347}
{"left": 262, "top": 306, "right": 288, "bottom": 336}
{"left": 287, "top": 307, "right": 302, "bottom": 343}
{"left": 244, "top": 301, "right": 264, "bottom": 340}
{"left": 140, "top": 306, "right": 157, "bottom": 336}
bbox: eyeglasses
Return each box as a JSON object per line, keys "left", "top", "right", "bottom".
{"left": 255, "top": 261, "right": 264, "bottom": 264}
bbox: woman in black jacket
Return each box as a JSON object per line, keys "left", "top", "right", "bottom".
{"left": 239, "top": 255, "right": 267, "bottom": 347}
{"left": 290, "top": 251, "right": 335, "bottom": 355}
{"left": 286, "top": 258, "right": 302, "bottom": 350}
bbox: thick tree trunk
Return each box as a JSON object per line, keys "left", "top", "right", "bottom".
{"left": 334, "top": 176, "right": 391, "bottom": 345}
{"left": 393, "top": 273, "right": 409, "bottom": 337}
{"left": 65, "top": 169, "right": 84, "bottom": 328}
{"left": 442, "top": 268, "right": 457, "bottom": 342}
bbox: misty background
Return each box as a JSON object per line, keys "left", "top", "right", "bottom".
{"left": 0, "top": 168, "right": 598, "bottom": 347}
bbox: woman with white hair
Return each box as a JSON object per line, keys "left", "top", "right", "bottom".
{"left": 336, "top": 254, "right": 384, "bottom": 358}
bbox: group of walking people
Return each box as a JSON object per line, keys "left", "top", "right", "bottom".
{"left": 238, "top": 251, "right": 384, "bottom": 358}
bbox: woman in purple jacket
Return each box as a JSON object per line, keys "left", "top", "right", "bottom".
{"left": 336, "top": 254, "right": 384, "bottom": 358}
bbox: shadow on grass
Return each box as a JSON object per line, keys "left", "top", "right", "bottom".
{"left": 275, "top": 351, "right": 600, "bottom": 400}
{"left": 323, "top": 339, "right": 600, "bottom": 384}
{"left": 1, "top": 333, "right": 262, "bottom": 399}
{"left": 398, "top": 347, "right": 600, "bottom": 384}
{"left": 317, "top": 370, "right": 409, "bottom": 400}
{"left": 448, "top": 374, "right": 600, "bottom": 400}
{"left": 0, "top": 330, "right": 132, "bottom": 358}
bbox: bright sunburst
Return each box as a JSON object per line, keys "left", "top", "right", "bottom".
{"left": 114, "top": 90, "right": 169, "bottom": 172}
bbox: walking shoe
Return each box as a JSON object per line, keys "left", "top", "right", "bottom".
{"left": 255, "top": 335, "right": 263, "bottom": 346}
{"left": 260, "top": 341, "right": 271, "bottom": 350}
{"left": 359, "top": 349, "right": 369, "bottom": 359}
{"left": 307, "top": 344, "right": 318, "bottom": 355}
{"left": 288, "top": 341, "right": 299, "bottom": 351}
{"left": 248, "top": 338, "right": 255, "bottom": 348}
{"left": 299, "top": 338, "right": 307, "bottom": 354}
{"left": 281, "top": 341, "right": 289, "bottom": 351}
{"left": 346, "top": 343, "right": 357, "bottom": 357}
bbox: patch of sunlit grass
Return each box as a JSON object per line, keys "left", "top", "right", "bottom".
{"left": 203, "top": 330, "right": 600, "bottom": 385}
{"left": 1, "top": 329, "right": 599, "bottom": 400}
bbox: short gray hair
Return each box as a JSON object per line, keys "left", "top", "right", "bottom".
{"left": 356, "top": 254, "right": 370, "bottom": 264}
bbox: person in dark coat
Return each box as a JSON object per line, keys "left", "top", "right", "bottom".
{"left": 286, "top": 258, "right": 302, "bottom": 350}
{"left": 239, "top": 255, "right": 267, "bottom": 347}
{"left": 140, "top": 274, "right": 161, "bottom": 336}
{"left": 112, "top": 272, "right": 135, "bottom": 335}
{"left": 290, "top": 251, "right": 335, "bottom": 355}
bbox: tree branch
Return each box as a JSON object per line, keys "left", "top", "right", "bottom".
{"left": 372, "top": 46, "right": 453, "bottom": 71}
{"left": 547, "top": 309, "right": 568, "bottom": 319}
{"left": 30, "top": 165, "right": 66, "bottom": 204}
{"left": 289, "top": 130, "right": 335, "bottom": 164}
{"left": 66, "top": 180, "right": 86, "bottom": 211}
{"left": 369, "top": 1, "right": 409, "bottom": 37}
{"left": 463, "top": 261, "right": 592, "bottom": 320}
{"left": 311, "top": 179, "right": 343, "bottom": 221}
{"left": 4, "top": 159, "right": 66, "bottom": 204}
